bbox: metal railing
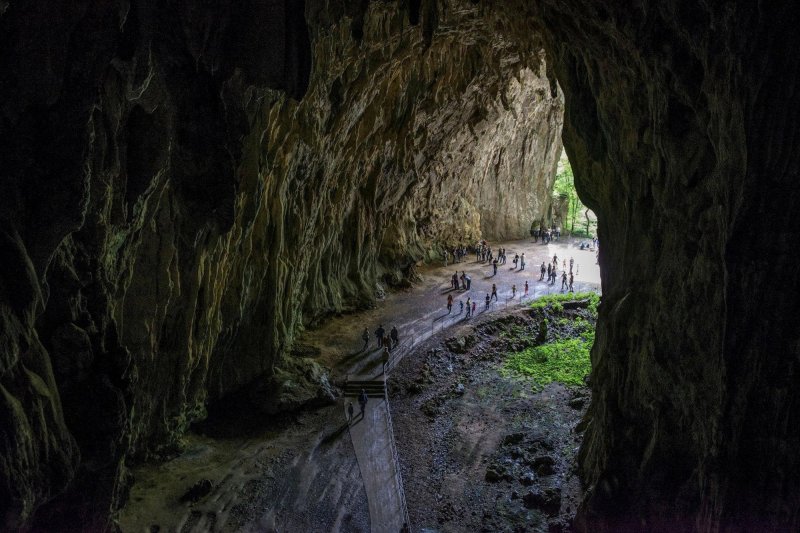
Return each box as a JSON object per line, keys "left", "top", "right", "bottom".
{"left": 383, "top": 379, "right": 412, "bottom": 532}
{"left": 383, "top": 281, "right": 601, "bottom": 376}
{"left": 375, "top": 279, "right": 601, "bottom": 533}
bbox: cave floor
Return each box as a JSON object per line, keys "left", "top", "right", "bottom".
{"left": 308, "top": 236, "right": 600, "bottom": 380}
{"left": 116, "top": 238, "right": 597, "bottom": 532}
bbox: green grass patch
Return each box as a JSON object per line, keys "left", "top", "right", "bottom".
{"left": 529, "top": 291, "right": 600, "bottom": 314}
{"left": 503, "top": 331, "right": 593, "bottom": 391}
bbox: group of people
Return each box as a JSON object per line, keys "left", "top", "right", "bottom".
{"left": 443, "top": 245, "right": 469, "bottom": 266}
{"left": 362, "top": 324, "right": 399, "bottom": 351}
{"left": 531, "top": 226, "right": 561, "bottom": 244}
{"left": 538, "top": 254, "right": 576, "bottom": 291}
{"left": 450, "top": 270, "right": 472, "bottom": 291}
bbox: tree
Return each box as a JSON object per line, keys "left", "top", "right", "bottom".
{"left": 553, "top": 152, "right": 596, "bottom": 237}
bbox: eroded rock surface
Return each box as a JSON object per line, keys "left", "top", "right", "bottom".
{"left": 0, "top": 1, "right": 562, "bottom": 527}
{"left": 531, "top": 1, "right": 800, "bottom": 531}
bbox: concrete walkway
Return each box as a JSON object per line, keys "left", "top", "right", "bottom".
{"left": 347, "top": 397, "right": 406, "bottom": 533}
{"left": 303, "top": 237, "right": 601, "bottom": 380}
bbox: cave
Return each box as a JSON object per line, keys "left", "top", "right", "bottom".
{"left": 1, "top": 1, "right": 799, "bottom": 532}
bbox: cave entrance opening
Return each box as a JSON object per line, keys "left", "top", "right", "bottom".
{"left": 552, "top": 150, "right": 597, "bottom": 241}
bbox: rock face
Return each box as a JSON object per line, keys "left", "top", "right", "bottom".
{"left": 529, "top": 1, "right": 800, "bottom": 531}
{"left": 4, "top": 0, "right": 799, "bottom": 531}
{"left": 0, "top": 1, "right": 562, "bottom": 528}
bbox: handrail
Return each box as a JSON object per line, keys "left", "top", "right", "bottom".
{"left": 383, "top": 281, "right": 602, "bottom": 376}
{"left": 376, "top": 280, "right": 602, "bottom": 533}
{"left": 384, "top": 379, "right": 412, "bottom": 532}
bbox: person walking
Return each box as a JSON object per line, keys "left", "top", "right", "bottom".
{"left": 485, "top": 293, "right": 490, "bottom": 310}
{"left": 358, "top": 389, "right": 368, "bottom": 417}
{"left": 390, "top": 325, "right": 399, "bottom": 349}
{"left": 447, "top": 294, "right": 453, "bottom": 313}
{"left": 569, "top": 272, "right": 575, "bottom": 292}
{"left": 520, "top": 253, "right": 526, "bottom": 270}
{"left": 347, "top": 402, "right": 354, "bottom": 422}
{"left": 553, "top": 254, "right": 558, "bottom": 265}
{"left": 361, "top": 328, "right": 370, "bottom": 351}
{"left": 466, "top": 297, "right": 472, "bottom": 317}
{"left": 382, "top": 346, "right": 390, "bottom": 372}
{"left": 513, "top": 254, "right": 519, "bottom": 268}
{"left": 472, "top": 301, "right": 477, "bottom": 315}
{"left": 493, "top": 259, "right": 498, "bottom": 276}
{"left": 512, "top": 284, "right": 517, "bottom": 298}
{"left": 569, "top": 257, "right": 574, "bottom": 274}
{"left": 443, "top": 249, "right": 449, "bottom": 267}
{"left": 375, "top": 324, "right": 386, "bottom": 348}
{"left": 540, "top": 262, "right": 546, "bottom": 281}
{"left": 561, "top": 271, "right": 568, "bottom": 291}
{"left": 524, "top": 280, "right": 529, "bottom": 297}
{"left": 491, "top": 284, "right": 498, "bottom": 301}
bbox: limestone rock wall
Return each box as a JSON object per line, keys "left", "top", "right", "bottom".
{"left": 528, "top": 1, "right": 800, "bottom": 531}
{"left": 0, "top": 0, "right": 562, "bottom": 527}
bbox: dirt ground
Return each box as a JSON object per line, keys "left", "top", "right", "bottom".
{"left": 389, "top": 305, "right": 592, "bottom": 533}
{"left": 116, "top": 405, "right": 370, "bottom": 533}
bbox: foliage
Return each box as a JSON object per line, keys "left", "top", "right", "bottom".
{"left": 529, "top": 291, "right": 600, "bottom": 314}
{"left": 553, "top": 153, "right": 596, "bottom": 236}
{"left": 501, "top": 292, "right": 601, "bottom": 391}
{"left": 503, "top": 333, "right": 593, "bottom": 391}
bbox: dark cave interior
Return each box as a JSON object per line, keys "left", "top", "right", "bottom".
{"left": 1, "top": 1, "right": 799, "bottom": 531}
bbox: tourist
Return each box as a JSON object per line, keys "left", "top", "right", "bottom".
{"left": 375, "top": 324, "right": 386, "bottom": 348}
{"left": 382, "top": 346, "right": 390, "bottom": 372}
{"left": 466, "top": 275, "right": 472, "bottom": 290}
{"left": 512, "top": 284, "right": 517, "bottom": 298}
{"left": 520, "top": 253, "right": 526, "bottom": 270}
{"left": 358, "top": 389, "right": 368, "bottom": 416}
{"left": 485, "top": 293, "right": 490, "bottom": 309}
{"left": 466, "top": 297, "right": 472, "bottom": 317}
{"left": 525, "top": 281, "right": 529, "bottom": 297}
{"left": 561, "top": 271, "right": 568, "bottom": 291}
{"left": 569, "top": 272, "right": 575, "bottom": 292}
{"left": 569, "top": 257, "right": 574, "bottom": 274}
{"left": 447, "top": 294, "right": 453, "bottom": 313}
{"left": 347, "top": 402, "right": 354, "bottom": 422}
{"left": 361, "top": 328, "right": 370, "bottom": 351}
{"left": 390, "top": 325, "right": 399, "bottom": 348}
{"left": 472, "top": 301, "right": 476, "bottom": 315}
{"left": 514, "top": 254, "right": 519, "bottom": 268}
{"left": 443, "top": 249, "right": 448, "bottom": 266}
{"left": 547, "top": 263, "right": 552, "bottom": 280}
{"left": 493, "top": 259, "right": 498, "bottom": 276}
{"left": 491, "top": 284, "right": 498, "bottom": 301}
{"left": 540, "top": 262, "right": 546, "bottom": 281}
{"left": 553, "top": 254, "right": 558, "bottom": 265}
